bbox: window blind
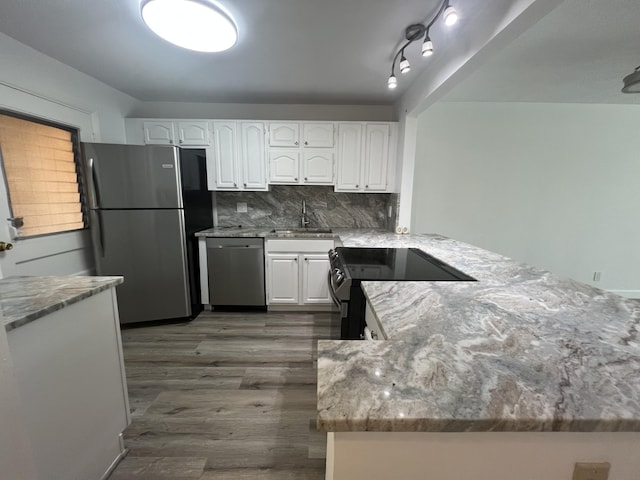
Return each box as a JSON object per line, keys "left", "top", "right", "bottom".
{"left": 0, "top": 113, "right": 85, "bottom": 237}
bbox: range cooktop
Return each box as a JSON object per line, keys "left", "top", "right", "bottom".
{"left": 336, "top": 247, "right": 476, "bottom": 282}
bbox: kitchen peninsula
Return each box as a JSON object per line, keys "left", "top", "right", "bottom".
{"left": 317, "top": 231, "right": 640, "bottom": 479}
{"left": 1, "top": 275, "right": 130, "bottom": 480}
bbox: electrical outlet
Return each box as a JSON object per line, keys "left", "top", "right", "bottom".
{"left": 572, "top": 462, "right": 610, "bottom": 480}
{"left": 236, "top": 202, "right": 248, "bottom": 213}
{"left": 593, "top": 271, "right": 602, "bottom": 282}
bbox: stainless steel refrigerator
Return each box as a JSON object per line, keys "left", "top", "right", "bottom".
{"left": 82, "top": 143, "right": 212, "bottom": 324}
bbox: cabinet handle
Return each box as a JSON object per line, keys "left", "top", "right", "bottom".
{"left": 304, "top": 257, "right": 308, "bottom": 261}
{"left": 294, "top": 177, "right": 298, "bottom": 181}
{"left": 355, "top": 184, "right": 359, "bottom": 188}
{"left": 233, "top": 183, "right": 237, "bottom": 187}
{"left": 243, "top": 183, "right": 247, "bottom": 187}
{"left": 294, "top": 257, "right": 298, "bottom": 262}
{"left": 304, "top": 177, "right": 308, "bottom": 181}
{"left": 295, "top": 141, "right": 299, "bottom": 145}
{"left": 169, "top": 140, "right": 173, "bottom": 144}
{"left": 179, "top": 139, "right": 183, "bottom": 143}
{"left": 365, "top": 185, "right": 369, "bottom": 188}
{"left": 304, "top": 141, "right": 308, "bottom": 145}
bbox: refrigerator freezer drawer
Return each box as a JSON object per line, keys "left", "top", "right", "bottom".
{"left": 94, "top": 209, "right": 191, "bottom": 323}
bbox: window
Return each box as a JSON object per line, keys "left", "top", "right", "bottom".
{"left": 0, "top": 112, "right": 86, "bottom": 237}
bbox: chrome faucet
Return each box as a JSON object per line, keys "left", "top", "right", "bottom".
{"left": 301, "top": 200, "right": 310, "bottom": 228}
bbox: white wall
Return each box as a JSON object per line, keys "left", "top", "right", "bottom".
{"left": 0, "top": 33, "right": 137, "bottom": 276}
{"left": 411, "top": 101, "right": 640, "bottom": 296}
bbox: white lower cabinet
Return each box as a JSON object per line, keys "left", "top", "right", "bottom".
{"left": 266, "top": 239, "right": 333, "bottom": 307}
{"left": 267, "top": 254, "right": 300, "bottom": 304}
{"left": 301, "top": 254, "right": 332, "bottom": 304}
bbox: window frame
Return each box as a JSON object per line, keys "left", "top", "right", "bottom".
{"left": 0, "top": 109, "right": 89, "bottom": 239}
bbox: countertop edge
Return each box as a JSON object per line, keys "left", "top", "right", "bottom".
{"left": 3, "top": 276, "right": 124, "bottom": 332}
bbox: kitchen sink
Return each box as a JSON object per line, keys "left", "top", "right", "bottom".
{"left": 271, "top": 228, "right": 333, "bottom": 234}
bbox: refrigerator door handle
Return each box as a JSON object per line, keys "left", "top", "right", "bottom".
{"left": 87, "top": 157, "right": 101, "bottom": 209}
{"left": 91, "top": 209, "right": 105, "bottom": 258}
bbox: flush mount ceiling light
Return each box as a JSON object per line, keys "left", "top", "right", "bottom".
{"left": 141, "top": 0, "right": 238, "bottom": 53}
{"left": 621, "top": 66, "right": 640, "bottom": 93}
{"left": 387, "top": 0, "right": 459, "bottom": 90}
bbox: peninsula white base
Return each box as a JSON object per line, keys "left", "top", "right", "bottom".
{"left": 326, "top": 431, "right": 640, "bottom": 480}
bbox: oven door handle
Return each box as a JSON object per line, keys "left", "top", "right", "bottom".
{"left": 327, "top": 270, "right": 341, "bottom": 308}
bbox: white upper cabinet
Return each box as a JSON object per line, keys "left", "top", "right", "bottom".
{"left": 209, "top": 121, "right": 267, "bottom": 191}
{"left": 302, "top": 150, "right": 334, "bottom": 184}
{"left": 240, "top": 122, "right": 267, "bottom": 190}
{"left": 267, "top": 122, "right": 335, "bottom": 184}
{"left": 143, "top": 120, "right": 210, "bottom": 146}
{"left": 302, "top": 123, "right": 334, "bottom": 147}
{"left": 363, "top": 124, "right": 390, "bottom": 191}
{"left": 143, "top": 121, "right": 175, "bottom": 145}
{"left": 211, "top": 121, "right": 239, "bottom": 189}
{"left": 336, "top": 123, "right": 363, "bottom": 191}
{"left": 269, "top": 123, "right": 300, "bottom": 147}
{"left": 177, "top": 121, "right": 210, "bottom": 146}
{"left": 269, "top": 150, "right": 300, "bottom": 184}
{"left": 335, "top": 122, "right": 396, "bottom": 193}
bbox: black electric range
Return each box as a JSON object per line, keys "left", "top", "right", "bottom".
{"left": 328, "top": 247, "right": 476, "bottom": 339}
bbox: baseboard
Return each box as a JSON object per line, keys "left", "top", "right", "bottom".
{"left": 608, "top": 289, "right": 640, "bottom": 300}
{"left": 99, "top": 439, "right": 128, "bottom": 480}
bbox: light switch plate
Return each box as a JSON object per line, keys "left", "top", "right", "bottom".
{"left": 572, "top": 462, "right": 610, "bottom": 480}
{"left": 237, "top": 202, "right": 248, "bottom": 213}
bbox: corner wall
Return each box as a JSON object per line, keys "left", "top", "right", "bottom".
{"left": 411, "top": 101, "right": 640, "bottom": 296}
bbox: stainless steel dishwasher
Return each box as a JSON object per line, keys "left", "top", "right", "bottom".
{"left": 206, "top": 237, "right": 266, "bottom": 307}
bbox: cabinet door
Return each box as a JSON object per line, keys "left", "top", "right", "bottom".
{"left": 269, "top": 123, "right": 300, "bottom": 147}
{"left": 267, "top": 254, "right": 299, "bottom": 304}
{"left": 363, "top": 124, "right": 390, "bottom": 191}
{"left": 335, "top": 123, "right": 362, "bottom": 191}
{"left": 212, "top": 122, "right": 239, "bottom": 189}
{"left": 143, "top": 121, "right": 175, "bottom": 145}
{"left": 302, "top": 149, "right": 334, "bottom": 184}
{"left": 240, "top": 122, "right": 267, "bottom": 190}
{"left": 301, "top": 254, "right": 332, "bottom": 304}
{"left": 269, "top": 150, "right": 300, "bottom": 184}
{"left": 178, "top": 121, "right": 210, "bottom": 146}
{"left": 302, "top": 123, "right": 334, "bottom": 147}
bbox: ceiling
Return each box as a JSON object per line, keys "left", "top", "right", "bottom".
{"left": 0, "top": 0, "right": 463, "bottom": 105}
{"left": 443, "top": 0, "right": 640, "bottom": 104}
{"left": 2, "top": 0, "right": 637, "bottom": 106}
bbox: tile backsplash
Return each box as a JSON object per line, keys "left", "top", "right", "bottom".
{"left": 215, "top": 186, "right": 397, "bottom": 230}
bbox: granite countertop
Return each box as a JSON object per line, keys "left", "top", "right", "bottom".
{"left": 316, "top": 232, "right": 640, "bottom": 433}
{"left": 1, "top": 275, "right": 123, "bottom": 332}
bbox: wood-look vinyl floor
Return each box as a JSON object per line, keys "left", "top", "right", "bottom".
{"left": 108, "top": 311, "right": 337, "bottom": 480}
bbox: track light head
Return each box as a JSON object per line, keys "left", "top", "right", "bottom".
{"left": 422, "top": 36, "right": 433, "bottom": 57}
{"left": 399, "top": 52, "right": 411, "bottom": 74}
{"left": 443, "top": 5, "right": 458, "bottom": 26}
{"left": 388, "top": 75, "right": 398, "bottom": 89}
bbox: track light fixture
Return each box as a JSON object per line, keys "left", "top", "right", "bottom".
{"left": 387, "top": 0, "right": 459, "bottom": 90}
